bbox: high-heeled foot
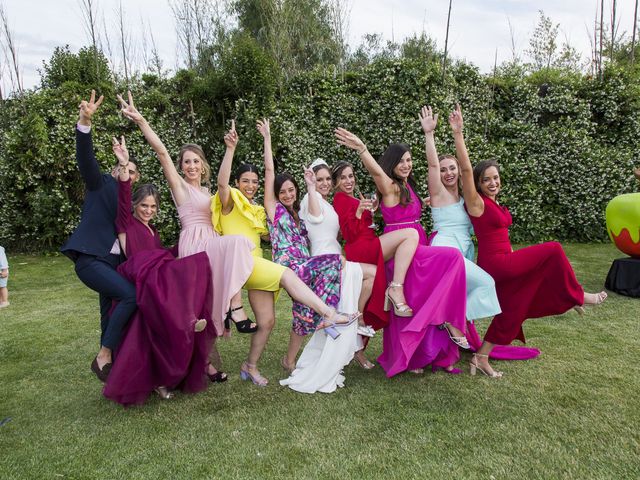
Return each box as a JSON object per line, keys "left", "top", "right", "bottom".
{"left": 281, "top": 356, "right": 294, "bottom": 374}
{"left": 319, "top": 309, "right": 361, "bottom": 339}
{"left": 194, "top": 318, "right": 207, "bottom": 332}
{"left": 354, "top": 351, "right": 375, "bottom": 370}
{"left": 384, "top": 282, "right": 413, "bottom": 317}
{"left": 573, "top": 306, "right": 585, "bottom": 315}
{"left": 240, "top": 362, "right": 268, "bottom": 387}
{"left": 224, "top": 306, "right": 258, "bottom": 334}
{"left": 206, "top": 363, "right": 228, "bottom": 383}
{"left": 438, "top": 322, "right": 470, "bottom": 349}
{"left": 155, "top": 386, "right": 174, "bottom": 399}
{"left": 469, "top": 353, "right": 503, "bottom": 378}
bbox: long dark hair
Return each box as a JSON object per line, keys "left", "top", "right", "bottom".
{"left": 132, "top": 183, "right": 160, "bottom": 212}
{"left": 274, "top": 172, "right": 301, "bottom": 214}
{"left": 235, "top": 163, "right": 260, "bottom": 182}
{"left": 378, "top": 143, "right": 418, "bottom": 206}
{"left": 473, "top": 159, "right": 500, "bottom": 193}
{"left": 331, "top": 160, "right": 355, "bottom": 190}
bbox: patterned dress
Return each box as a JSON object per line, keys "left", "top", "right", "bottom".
{"left": 268, "top": 203, "right": 342, "bottom": 336}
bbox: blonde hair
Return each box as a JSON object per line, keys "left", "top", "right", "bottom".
{"left": 176, "top": 144, "right": 211, "bottom": 188}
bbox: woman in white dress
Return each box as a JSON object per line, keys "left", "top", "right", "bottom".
{"left": 280, "top": 160, "right": 376, "bottom": 393}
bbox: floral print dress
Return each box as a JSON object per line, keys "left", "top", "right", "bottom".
{"left": 268, "top": 203, "right": 342, "bottom": 336}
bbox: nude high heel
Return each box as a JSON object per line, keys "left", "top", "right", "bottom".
{"left": 469, "top": 353, "right": 503, "bottom": 378}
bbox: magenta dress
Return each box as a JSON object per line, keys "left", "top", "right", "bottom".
{"left": 103, "top": 179, "right": 214, "bottom": 406}
{"left": 175, "top": 182, "right": 254, "bottom": 336}
{"left": 377, "top": 184, "right": 467, "bottom": 377}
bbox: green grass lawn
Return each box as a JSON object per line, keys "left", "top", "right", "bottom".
{"left": 0, "top": 244, "right": 638, "bottom": 479}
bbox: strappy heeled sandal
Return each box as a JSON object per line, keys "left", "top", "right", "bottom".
{"left": 319, "top": 309, "right": 361, "bottom": 339}
{"left": 384, "top": 282, "right": 413, "bottom": 317}
{"left": 281, "top": 356, "right": 294, "bottom": 374}
{"left": 439, "top": 322, "right": 470, "bottom": 349}
{"left": 240, "top": 362, "right": 268, "bottom": 387}
{"left": 206, "top": 363, "right": 228, "bottom": 383}
{"left": 155, "top": 386, "right": 174, "bottom": 399}
{"left": 469, "top": 353, "right": 503, "bottom": 378}
{"left": 224, "top": 306, "right": 258, "bottom": 334}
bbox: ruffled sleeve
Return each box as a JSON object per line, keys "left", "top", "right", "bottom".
{"left": 212, "top": 187, "right": 268, "bottom": 236}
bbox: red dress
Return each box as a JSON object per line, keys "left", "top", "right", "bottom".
{"left": 469, "top": 194, "right": 584, "bottom": 345}
{"left": 333, "top": 191, "right": 389, "bottom": 330}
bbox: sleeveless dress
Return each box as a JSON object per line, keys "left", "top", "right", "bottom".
{"left": 378, "top": 184, "right": 467, "bottom": 377}
{"left": 268, "top": 203, "right": 342, "bottom": 336}
{"left": 280, "top": 192, "right": 362, "bottom": 393}
{"left": 333, "top": 191, "right": 388, "bottom": 330}
{"left": 175, "top": 182, "right": 254, "bottom": 336}
{"left": 469, "top": 194, "right": 584, "bottom": 345}
{"left": 211, "top": 188, "right": 285, "bottom": 292}
{"left": 104, "top": 179, "right": 214, "bottom": 406}
{"left": 430, "top": 198, "right": 501, "bottom": 321}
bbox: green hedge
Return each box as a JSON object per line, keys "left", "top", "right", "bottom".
{"left": 0, "top": 59, "right": 638, "bottom": 251}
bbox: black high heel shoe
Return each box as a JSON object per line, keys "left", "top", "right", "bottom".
{"left": 224, "top": 306, "right": 258, "bottom": 334}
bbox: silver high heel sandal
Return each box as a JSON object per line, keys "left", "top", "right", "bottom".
{"left": 469, "top": 353, "right": 503, "bottom": 378}
{"left": 384, "top": 282, "right": 413, "bottom": 317}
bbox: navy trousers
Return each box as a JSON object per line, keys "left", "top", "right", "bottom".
{"left": 75, "top": 253, "right": 136, "bottom": 350}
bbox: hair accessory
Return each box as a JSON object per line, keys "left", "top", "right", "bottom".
{"left": 309, "top": 158, "right": 329, "bottom": 170}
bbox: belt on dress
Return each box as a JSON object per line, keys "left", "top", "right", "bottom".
{"left": 385, "top": 220, "right": 420, "bottom": 227}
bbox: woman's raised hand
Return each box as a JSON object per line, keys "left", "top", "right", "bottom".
{"left": 448, "top": 103, "right": 464, "bottom": 133}
{"left": 112, "top": 136, "right": 129, "bottom": 166}
{"left": 335, "top": 127, "right": 366, "bottom": 152}
{"left": 419, "top": 105, "right": 438, "bottom": 134}
{"left": 303, "top": 167, "right": 316, "bottom": 188}
{"left": 78, "top": 89, "right": 104, "bottom": 126}
{"left": 256, "top": 118, "right": 270, "bottom": 139}
{"left": 117, "top": 91, "right": 144, "bottom": 124}
{"left": 224, "top": 120, "right": 239, "bottom": 149}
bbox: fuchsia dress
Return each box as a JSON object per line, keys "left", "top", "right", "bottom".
{"left": 104, "top": 179, "right": 214, "bottom": 406}
{"left": 377, "top": 185, "right": 467, "bottom": 377}
{"left": 469, "top": 194, "right": 584, "bottom": 345}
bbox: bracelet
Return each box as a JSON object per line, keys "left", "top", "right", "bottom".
{"left": 357, "top": 146, "right": 367, "bottom": 155}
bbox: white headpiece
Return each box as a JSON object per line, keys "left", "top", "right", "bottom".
{"left": 309, "top": 158, "right": 329, "bottom": 170}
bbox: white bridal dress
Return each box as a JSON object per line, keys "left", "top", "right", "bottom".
{"left": 280, "top": 192, "right": 362, "bottom": 393}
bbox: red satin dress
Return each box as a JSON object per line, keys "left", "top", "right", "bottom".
{"left": 469, "top": 194, "right": 584, "bottom": 345}
{"left": 333, "top": 191, "right": 389, "bottom": 330}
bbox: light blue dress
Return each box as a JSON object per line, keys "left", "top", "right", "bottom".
{"left": 430, "top": 198, "right": 501, "bottom": 321}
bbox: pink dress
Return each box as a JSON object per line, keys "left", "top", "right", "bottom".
{"left": 377, "top": 184, "right": 467, "bottom": 377}
{"left": 176, "top": 182, "right": 255, "bottom": 336}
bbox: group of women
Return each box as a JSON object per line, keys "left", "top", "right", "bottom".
{"left": 76, "top": 91, "right": 607, "bottom": 405}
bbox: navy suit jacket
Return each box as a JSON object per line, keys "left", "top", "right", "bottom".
{"left": 61, "top": 128, "right": 119, "bottom": 261}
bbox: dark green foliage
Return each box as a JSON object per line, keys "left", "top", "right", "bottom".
{"left": 1, "top": 49, "right": 639, "bottom": 251}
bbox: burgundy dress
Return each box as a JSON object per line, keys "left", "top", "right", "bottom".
{"left": 469, "top": 194, "right": 584, "bottom": 345}
{"left": 103, "top": 179, "right": 214, "bottom": 406}
{"left": 333, "top": 191, "right": 388, "bottom": 330}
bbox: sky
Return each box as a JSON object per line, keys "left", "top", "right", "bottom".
{"left": 0, "top": 0, "right": 636, "bottom": 94}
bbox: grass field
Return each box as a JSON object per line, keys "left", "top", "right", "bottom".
{"left": 0, "top": 244, "right": 638, "bottom": 479}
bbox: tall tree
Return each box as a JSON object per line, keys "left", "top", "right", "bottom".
{"left": 442, "top": 0, "right": 452, "bottom": 81}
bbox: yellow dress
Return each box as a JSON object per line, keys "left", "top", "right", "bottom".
{"left": 212, "top": 188, "right": 284, "bottom": 291}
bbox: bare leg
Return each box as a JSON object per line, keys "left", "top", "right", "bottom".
{"left": 378, "top": 228, "right": 419, "bottom": 306}
{"left": 285, "top": 330, "right": 306, "bottom": 369}
{"left": 244, "top": 290, "right": 276, "bottom": 379}
{"left": 357, "top": 263, "right": 375, "bottom": 313}
{"left": 208, "top": 340, "right": 223, "bottom": 372}
{"left": 0, "top": 286, "right": 8, "bottom": 305}
{"left": 583, "top": 291, "right": 607, "bottom": 305}
{"left": 279, "top": 269, "right": 334, "bottom": 319}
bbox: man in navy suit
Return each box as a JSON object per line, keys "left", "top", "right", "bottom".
{"left": 61, "top": 90, "right": 138, "bottom": 382}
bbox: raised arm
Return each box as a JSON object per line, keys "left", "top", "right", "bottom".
{"left": 257, "top": 119, "right": 276, "bottom": 222}
{"left": 117, "top": 91, "right": 187, "bottom": 205}
{"left": 449, "top": 104, "right": 483, "bottom": 217}
{"left": 419, "top": 106, "right": 446, "bottom": 204}
{"left": 113, "top": 136, "right": 132, "bottom": 254}
{"left": 216, "top": 120, "right": 238, "bottom": 214}
{"left": 76, "top": 90, "right": 104, "bottom": 191}
{"left": 334, "top": 128, "right": 396, "bottom": 198}
{"left": 301, "top": 167, "right": 323, "bottom": 221}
